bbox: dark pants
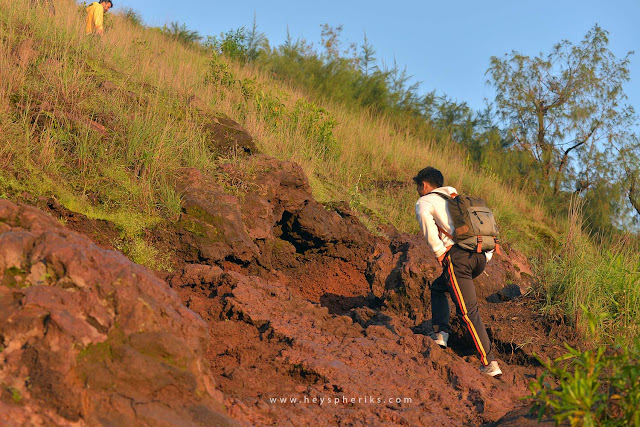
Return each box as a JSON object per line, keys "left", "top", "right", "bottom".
{"left": 430, "top": 245, "right": 495, "bottom": 365}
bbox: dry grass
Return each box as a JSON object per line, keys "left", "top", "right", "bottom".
{"left": 0, "top": 0, "right": 550, "bottom": 246}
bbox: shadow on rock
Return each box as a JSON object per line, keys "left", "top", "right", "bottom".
{"left": 319, "top": 292, "right": 382, "bottom": 315}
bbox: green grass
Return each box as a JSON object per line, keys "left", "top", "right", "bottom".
{"left": 532, "top": 199, "right": 640, "bottom": 343}
{"left": 10, "top": 387, "right": 22, "bottom": 404}
{"left": 529, "top": 312, "right": 640, "bottom": 425}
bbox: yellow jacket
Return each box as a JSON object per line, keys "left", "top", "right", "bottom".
{"left": 85, "top": 2, "right": 104, "bottom": 35}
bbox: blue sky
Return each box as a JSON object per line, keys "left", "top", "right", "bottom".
{"left": 119, "top": 0, "right": 638, "bottom": 116}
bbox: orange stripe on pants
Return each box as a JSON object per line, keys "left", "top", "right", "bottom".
{"left": 445, "top": 255, "right": 489, "bottom": 365}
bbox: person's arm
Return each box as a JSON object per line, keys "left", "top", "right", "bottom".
{"left": 94, "top": 7, "right": 104, "bottom": 35}
{"left": 416, "top": 200, "right": 450, "bottom": 263}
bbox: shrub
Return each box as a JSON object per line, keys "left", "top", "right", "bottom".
{"left": 529, "top": 311, "right": 640, "bottom": 426}
{"left": 162, "top": 21, "right": 202, "bottom": 45}
{"left": 119, "top": 8, "right": 142, "bottom": 27}
{"left": 290, "top": 99, "right": 338, "bottom": 159}
{"left": 204, "top": 28, "right": 248, "bottom": 62}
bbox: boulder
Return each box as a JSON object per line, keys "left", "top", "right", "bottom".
{"left": 175, "top": 168, "right": 259, "bottom": 265}
{"left": 0, "top": 200, "right": 236, "bottom": 426}
{"left": 202, "top": 115, "right": 258, "bottom": 157}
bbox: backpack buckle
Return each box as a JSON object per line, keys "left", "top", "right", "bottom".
{"left": 494, "top": 237, "right": 502, "bottom": 255}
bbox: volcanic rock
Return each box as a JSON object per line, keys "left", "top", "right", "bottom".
{"left": 0, "top": 200, "right": 236, "bottom": 426}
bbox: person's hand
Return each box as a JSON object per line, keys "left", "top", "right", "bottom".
{"left": 437, "top": 246, "right": 452, "bottom": 265}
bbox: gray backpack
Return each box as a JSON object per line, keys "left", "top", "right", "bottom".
{"left": 430, "top": 192, "right": 501, "bottom": 253}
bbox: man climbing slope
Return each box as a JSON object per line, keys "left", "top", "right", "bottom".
{"left": 85, "top": 0, "right": 113, "bottom": 36}
{"left": 414, "top": 166, "right": 502, "bottom": 377}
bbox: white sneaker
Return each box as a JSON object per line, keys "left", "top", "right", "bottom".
{"left": 480, "top": 361, "right": 502, "bottom": 377}
{"left": 429, "top": 331, "right": 449, "bottom": 348}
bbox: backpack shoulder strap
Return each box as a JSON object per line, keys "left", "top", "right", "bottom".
{"left": 425, "top": 192, "right": 454, "bottom": 240}
{"left": 427, "top": 191, "right": 454, "bottom": 201}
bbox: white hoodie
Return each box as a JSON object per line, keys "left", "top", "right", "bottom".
{"left": 415, "top": 186, "right": 493, "bottom": 262}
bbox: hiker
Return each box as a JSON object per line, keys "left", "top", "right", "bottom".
{"left": 414, "top": 166, "right": 502, "bottom": 377}
{"left": 85, "top": 0, "right": 113, "bottom": 36}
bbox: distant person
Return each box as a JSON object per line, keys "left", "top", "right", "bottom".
{"left": 85, "top": 0, "right": 113, "bottom": 36}
{"left": 414, "top": 166, "right": 502, "bottom": 377}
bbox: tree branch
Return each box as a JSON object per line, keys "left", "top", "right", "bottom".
{"left": 553, "top": 121, "right": 601, "bottom": 194}
{"left": 630, "top": 178, "right": 640, "bottom": 218}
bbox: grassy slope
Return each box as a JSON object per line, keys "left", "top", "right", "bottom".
{"left": 1, "top": 0, "right": 638, "bottom": 342}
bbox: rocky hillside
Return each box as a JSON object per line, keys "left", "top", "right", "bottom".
{"left": 1, "top": 117, "right": 573, "bottom": 425}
